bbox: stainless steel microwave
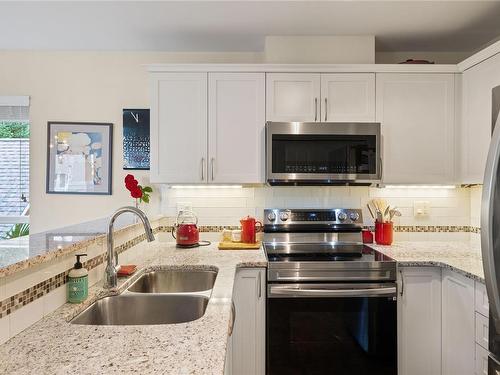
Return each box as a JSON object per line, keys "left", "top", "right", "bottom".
{"left": 266, "top": 122, "right": 381, "bottom": 185}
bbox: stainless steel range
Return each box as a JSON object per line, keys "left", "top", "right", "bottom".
{"left": 263, "top": 208, "right": 397, "bottom": 375}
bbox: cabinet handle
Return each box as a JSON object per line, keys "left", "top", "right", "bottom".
{"left": 229, "top": 301, "right": 236, "bottom": 336}
{"left": 314, "top": 98, "right": 318, "bottom": 122}
{"left": 399, "top": 269, "right": 404, "bottom": 297}
{"left": 257, "top": 272, "right": 262, "bottom": 299}
{"left": 201, "top": 158, "right": 205, "bottom": 181}
{"left": 211, "top": 158, "right": 215, "bottom": 181}
{"left": 325, "top": 98, "right": 328, "bottom": 121}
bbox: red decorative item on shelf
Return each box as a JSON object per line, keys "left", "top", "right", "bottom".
{"left": 375, "top": 221, "right": 394, "bottom": 245}
{"left": 362, "top": 229, "right": 374, "bottom": 244}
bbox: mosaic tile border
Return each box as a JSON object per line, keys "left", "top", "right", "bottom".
{"left": 0, "top": 224, "right": 482, "bottom": 319}
{"left": 363, "top": 225, "right": 481, "bottom": 233}
{"left": 0, "top": 225, "right": 165, "bottom": 319}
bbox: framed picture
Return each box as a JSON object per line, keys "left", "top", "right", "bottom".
{"left": 123, "top": 109, "right": 150, "bottom": 170}
{"left": 46, "top": 121, "right": 113, "bottom": 195}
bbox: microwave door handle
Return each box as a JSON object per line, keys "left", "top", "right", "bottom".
{"left": 268, "top": 285, "right": 397, "bottom": 298}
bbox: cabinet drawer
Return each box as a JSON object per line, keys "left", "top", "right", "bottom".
{"left": 475, "top": 281, "right": 489, "bottom": 316}
{"left": 475, "top": 343, "right": 489, "bottom": 375}
{"left": 475, "top": 312, "right": 489, "bottom": 349}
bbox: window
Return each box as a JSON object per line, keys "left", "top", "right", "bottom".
{"left": 0, "top": 96, "right": 29, "bottom": 239}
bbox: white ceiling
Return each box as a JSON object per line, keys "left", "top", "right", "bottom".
{"left": 1, "top": 1, "right": 500, "bottom": 52}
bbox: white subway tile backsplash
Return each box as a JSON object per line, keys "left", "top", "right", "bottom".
{"left": 163, "top": 186, "right": 474, "bottom": 232}
{"left": 43, "top": 286, "right": 66, "bottom": 316}
{"left": 10, "top": 298, "right": 43, "bottom": 338}
{"left": 0, "top": 315, "right": 9, "bottom": 344}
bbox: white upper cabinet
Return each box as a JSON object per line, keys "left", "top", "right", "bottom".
{"left": 320, "top": 73, "right": 375, "bottom": 122}
{"left": 376, "top": 73, "right": 456, "bottom": 184}
{"left": 266, "top": 72, "right": 375, "bottom": 123}
{"left": 266, "top": 73, "right": 321, "bottom": 122}
{"left": 150, "top": 72, "right": 208, "bottom": 184}
{"left": 460, "top": 53, "right": 500, "bottom": 184}
{"left": 208, "top": 73, "right": 265, "bottom": 183}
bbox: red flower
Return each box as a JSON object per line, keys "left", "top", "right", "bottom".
{"left": 124, "top": 174, "right": 139, "bottom": 192}
{"left": 124, "top": 174, "right": 135, "bottom": 184}
{"left": 130, "top": 186, "right": 143, "bottom": 199}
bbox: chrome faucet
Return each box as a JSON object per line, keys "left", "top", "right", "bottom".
{"left": 104, "top": 206, "right": 155, "bottom": 289}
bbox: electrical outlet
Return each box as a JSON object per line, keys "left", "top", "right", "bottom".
{"left": 177, "top": 202, "right": 192, "bottom": 213}
{"left": 413, "top": 201, "right": 430, "bottom": 217}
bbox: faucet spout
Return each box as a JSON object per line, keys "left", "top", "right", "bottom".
{"left": 104, "top": 206, "right": 156, "bottom": 289}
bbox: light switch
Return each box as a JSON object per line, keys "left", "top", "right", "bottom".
{"left": 414, "top": 201, "right": 430, "bottom": 217}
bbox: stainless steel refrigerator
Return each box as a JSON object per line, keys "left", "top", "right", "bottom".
{"left": 481, "top": 84, "right": 500, "bottom": 374}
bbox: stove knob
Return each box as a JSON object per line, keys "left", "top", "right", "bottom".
{"left": 338, "top": 212, "right": 348, "bottom": 222}
{"left": 349, "top": 212, "right": 360, "bottom": 222}
{"left": 267, "top": 212, "right": 277, "bottom": 222}
{"left": 279, "top": 212, "right": 289, "bottom": 222}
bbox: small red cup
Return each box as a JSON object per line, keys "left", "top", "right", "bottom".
{"left": 375, "top": 221, "right": 394, "bottom": 245}
{"left": 362, "top": 229, "right": 374, "bottom": 244}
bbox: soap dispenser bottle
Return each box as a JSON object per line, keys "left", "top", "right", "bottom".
{"left": 67, "top": 254, "right": 88, "bottom": 303}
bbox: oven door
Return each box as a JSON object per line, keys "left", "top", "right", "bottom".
{"left": 266, "top": 283, "right": 397, "bottom": 375}
{"left": 266, "top": 122, "right": 381, "bottom": 185}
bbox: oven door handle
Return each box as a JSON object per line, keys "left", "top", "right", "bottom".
{"left": 268, "top": 284, "right": 397, "bottom": 298}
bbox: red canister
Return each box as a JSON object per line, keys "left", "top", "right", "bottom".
{"left": 240, "top": 216, "right": 263, "bottom": 244}
{"left": 374, "top": 221, "right": 394, "bottom": 245}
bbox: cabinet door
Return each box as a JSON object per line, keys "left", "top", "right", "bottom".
{"left": 398, "top": 267, "right": 442, "bottom": 375}
{"left": 442, "top": 269, "right": 475, "bottom": 375}
{"left": 320, "top": 73, "right": 375, "bottom": 122}
{"left": 232, "top": 268, "right": 265, "bottom": 375}
{"left": 266, "top": 73, "right": 320, "bottom": 122}
{"left": 208, "top": 73, "right": 265, "bottom": 183}
{"left": 460, "top": 53, "right": 500, "bottom": 184}
{"left": 150, "top": 72, "right": 208, "bottom": 183}
{"left": 376, "top": 73, "right": 455, "bottom": 184}
{"left": 475, "top": 343, "right": 489, "bottom": 375}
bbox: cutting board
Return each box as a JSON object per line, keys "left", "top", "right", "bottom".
{"left": 218, "top": 241, "right": 261, "bottom": 250}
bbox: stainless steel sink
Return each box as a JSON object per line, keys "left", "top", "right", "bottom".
{"left": 127, "top": 269, "right": 217, "bottom": 293}
{"left": 71, "top": 294, "right": 208, "bottom": 325}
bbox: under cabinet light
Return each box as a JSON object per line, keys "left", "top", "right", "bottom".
{"left": 383, "top": 185, "right": 456, "bottom": 189}
{"left": 170, "top": 185, "right": 243, "bottom": 189}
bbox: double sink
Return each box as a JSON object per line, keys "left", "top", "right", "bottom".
{"left": 71, "top": 268, "right": 218, "bottom": 326}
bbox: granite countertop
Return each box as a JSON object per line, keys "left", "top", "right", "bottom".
{"left": 369, "top": 241, "right": 484, "bottom": 282}
{"left": 0, "top": 214, "right": 161, "bottom": 278}
{"left": 0, "top": 241, "right": 267, "bottom": 375}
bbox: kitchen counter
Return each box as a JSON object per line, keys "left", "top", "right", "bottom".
{"left": 370, "top": 241, "right": 484, "bottom": 282}
{"left": 0, "top": 214, "right": 158, "bottom": 278}
{"left": 0, "top": 241, "right": 267, "bottom": 375}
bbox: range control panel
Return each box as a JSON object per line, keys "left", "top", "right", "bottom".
{"left": 263, "top": 208, "right": 363, "bottom": 225}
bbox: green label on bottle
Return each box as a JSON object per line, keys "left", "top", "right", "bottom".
{"left": 67, "top": 275, "right": 88, "bottom": 303}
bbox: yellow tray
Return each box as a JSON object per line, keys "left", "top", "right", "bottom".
{"left": 218, "top": 241, "right": 261, "bottom": 250}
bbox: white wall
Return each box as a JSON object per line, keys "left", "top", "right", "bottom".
{"left": 163, "top": 186, "right": 472, "bottom": 241}
{"left": 0, "top": 51, "right": 262, "bottom": 233}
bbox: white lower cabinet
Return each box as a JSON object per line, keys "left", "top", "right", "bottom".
{"left": 228, "top": 268, "right": 265, "bottom": 375}
{"left": 399, "top": 267, "right": 480, "bottom": 375}
{"left": 475, "top": 343, "right": 489, "bottom": 375}
{"left": 442, "top": 269, "right": 475, "bottom": 375}
{"left": 398, "top": 267, "right": 442, "bottom": 375}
